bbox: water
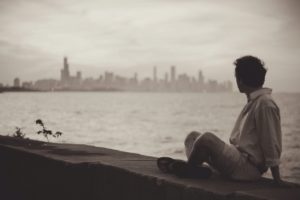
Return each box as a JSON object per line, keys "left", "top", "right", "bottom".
{"left": 0, "top": 92, "right": 299, "bottom": 183}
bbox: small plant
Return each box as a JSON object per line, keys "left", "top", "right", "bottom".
{"left": 36, "top": 119, "right": 63, "bottom": 142}
{"left": 12, "top": 127, "right": 26, "bottom": 139}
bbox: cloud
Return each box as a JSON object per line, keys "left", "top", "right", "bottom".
{"left": 0, "top": 0, "right": 299, "bottom": 91}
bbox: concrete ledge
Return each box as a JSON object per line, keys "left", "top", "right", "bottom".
{"left": 0, "top": 135, "right": 299, "bottom": 200}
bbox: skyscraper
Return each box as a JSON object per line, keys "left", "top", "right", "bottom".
{"left": 198, "top": 70, "right": 204, "bottom": 92}
{"left": 76, "top": 71, "right": 82, "bottom": 81}
{"left": 171, "top": 66, "right": 176, "bottom": 83}
{"left": 164, "top": 72, "right": 169, "bottom": 83}
{"left": 134, "top": 73, "right": 138, "bottom": 83}
{"left": 198, "top": 70, "right": 204, "bottom": 84}
{"left": 153, "top": 66, "right": 157, "bottom": 83}
{"left": 13, "top": 77, "right": 20, "bottom": 88}
{"left": 61, "top": 57, "right": 70, "bottom": 85}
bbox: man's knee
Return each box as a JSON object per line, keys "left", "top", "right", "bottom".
{"left": 184, "top": 131, "right": 201, "bottom": 147}
{"left": 196, "top": 132, "right": 219, "bottom": 147}
{"left": 195, "top": 132, "right": 225, "bottom": 154}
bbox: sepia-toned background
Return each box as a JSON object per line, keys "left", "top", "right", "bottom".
{"left": 1, "top": 0, "right": 299, "bottom": 185}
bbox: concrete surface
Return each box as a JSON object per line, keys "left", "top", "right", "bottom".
{"left": 0, "top": 135, "right": 299, "bottom": 200}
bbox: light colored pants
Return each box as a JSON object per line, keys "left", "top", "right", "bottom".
{"left": 185, "top": 132, "right": 262, "bottom": 181}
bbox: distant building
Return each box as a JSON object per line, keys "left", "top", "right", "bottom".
{"left": 22, "top": 81, "right": 33, "bottom": 88}
{"left": 177, "top": 73, "right": 190, "bottom": 92}
{"left": 61, "top": 57, "right": 70, "bottom": 85}
{"left": 224, "top": 81, "right": 233, "bottom": 92}
{"left": 206, "top": 79, "right": 218, "bottom": 92}
{"left": 59, "top": 57, "right": 83, "bottom": 89}
{"left": 171, "top": 66, "right": 176, "bottom": 83}
{"left": 35, "top": 79, "right": 58, "bottom": 91}
{"left": 14, "top": 78, "right": 20, "bottom": 88}
{"left": 170, "top": 66, "right": 177, "bottom": 91}
{"left": 153, "top": 66, "right": 157, "bottom": 83}
{"left": 76, "top": 71, "right": 82, "bottom": 81}
{"left": 134, "top": 73, "right": 138, "bottom": 83}
{"left": 131, "top": 73, "right": 138, "bottom": 86}
{"left": 198, "top": 70, "right": 204, "bottom": 84}
{"left": 164, "top": 72, "right": 169, "bottom": 83}
{"left": 14, "top": 56, "right": 233, "bottom": 93}
{"left": 104, "top": 72, "right": 114, "bottom": 87}
{"left": 140, "top": 77, "right": 152, "bottom": 91}
{"left": 198, "top": 70, "right": 204, "bottom": 91}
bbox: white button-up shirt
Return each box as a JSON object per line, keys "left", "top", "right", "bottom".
{"left": 230, "top": 88, "right": 282, "bottom": 167}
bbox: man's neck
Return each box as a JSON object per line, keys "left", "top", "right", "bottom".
{"left": 245, "top": 87, "right": 262, "bottom": 102}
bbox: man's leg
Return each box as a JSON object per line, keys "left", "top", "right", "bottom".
{"left": 185, "top": 131, "right": 225, "bottom": 166}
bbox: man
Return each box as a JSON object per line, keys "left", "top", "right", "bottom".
{"left": 158, "top": 55, "right": 288, "bottom": 185}
{"left": 185, "top": 55, "right": 284, "bottom": 184}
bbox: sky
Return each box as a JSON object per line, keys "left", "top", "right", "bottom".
{"left": 0, "top": 0, "right": 299, "bottom": 92}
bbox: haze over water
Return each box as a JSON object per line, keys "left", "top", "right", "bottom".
{"left": 0, "top": 92, "right": 299, "bottom": 183}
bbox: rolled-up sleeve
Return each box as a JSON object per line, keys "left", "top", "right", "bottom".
{"left": 255, "top": 105, "right": 282, "bottom": 167}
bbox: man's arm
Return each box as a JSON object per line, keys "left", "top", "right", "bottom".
{"left": 271, "top": 165, "right": 298, "bottom": 187}
{"left": 255, "top": 105, "right": 282, "bottom": 183}
{"left": 270, "top": 165, "right": 281, "bottom": 183}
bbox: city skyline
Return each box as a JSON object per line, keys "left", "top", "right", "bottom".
{"left": 0, "top": 0, "right": 299, "bottom": 92}
{"left": 2, "top": 57, "right": 233, "bottom": 93}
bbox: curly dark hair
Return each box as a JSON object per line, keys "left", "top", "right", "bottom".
{"left": 234, "top": 55, "right": 267, "bottom": 87}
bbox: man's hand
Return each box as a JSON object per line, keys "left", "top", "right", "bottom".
{"left": 271, "top": 166, "right": 299, "bottom": 188}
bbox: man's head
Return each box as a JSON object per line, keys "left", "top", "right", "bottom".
{"left": 234, "top": 55, "right": 267, "bottom": 93}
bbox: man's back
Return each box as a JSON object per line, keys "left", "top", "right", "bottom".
{"left": 230, "top": 88, "right": 282, "bottom": 168}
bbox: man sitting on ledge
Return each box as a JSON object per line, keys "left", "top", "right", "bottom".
{"left": 158, "top": 55, "right": 290, "bottom": 187}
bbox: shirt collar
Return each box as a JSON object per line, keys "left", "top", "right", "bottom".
{"left": 249, "top": 88, "right": 272, "bottom": 101}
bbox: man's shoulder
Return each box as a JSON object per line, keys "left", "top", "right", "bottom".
{"left": 256, "top": 94, "right": 279, "bottom": 110}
